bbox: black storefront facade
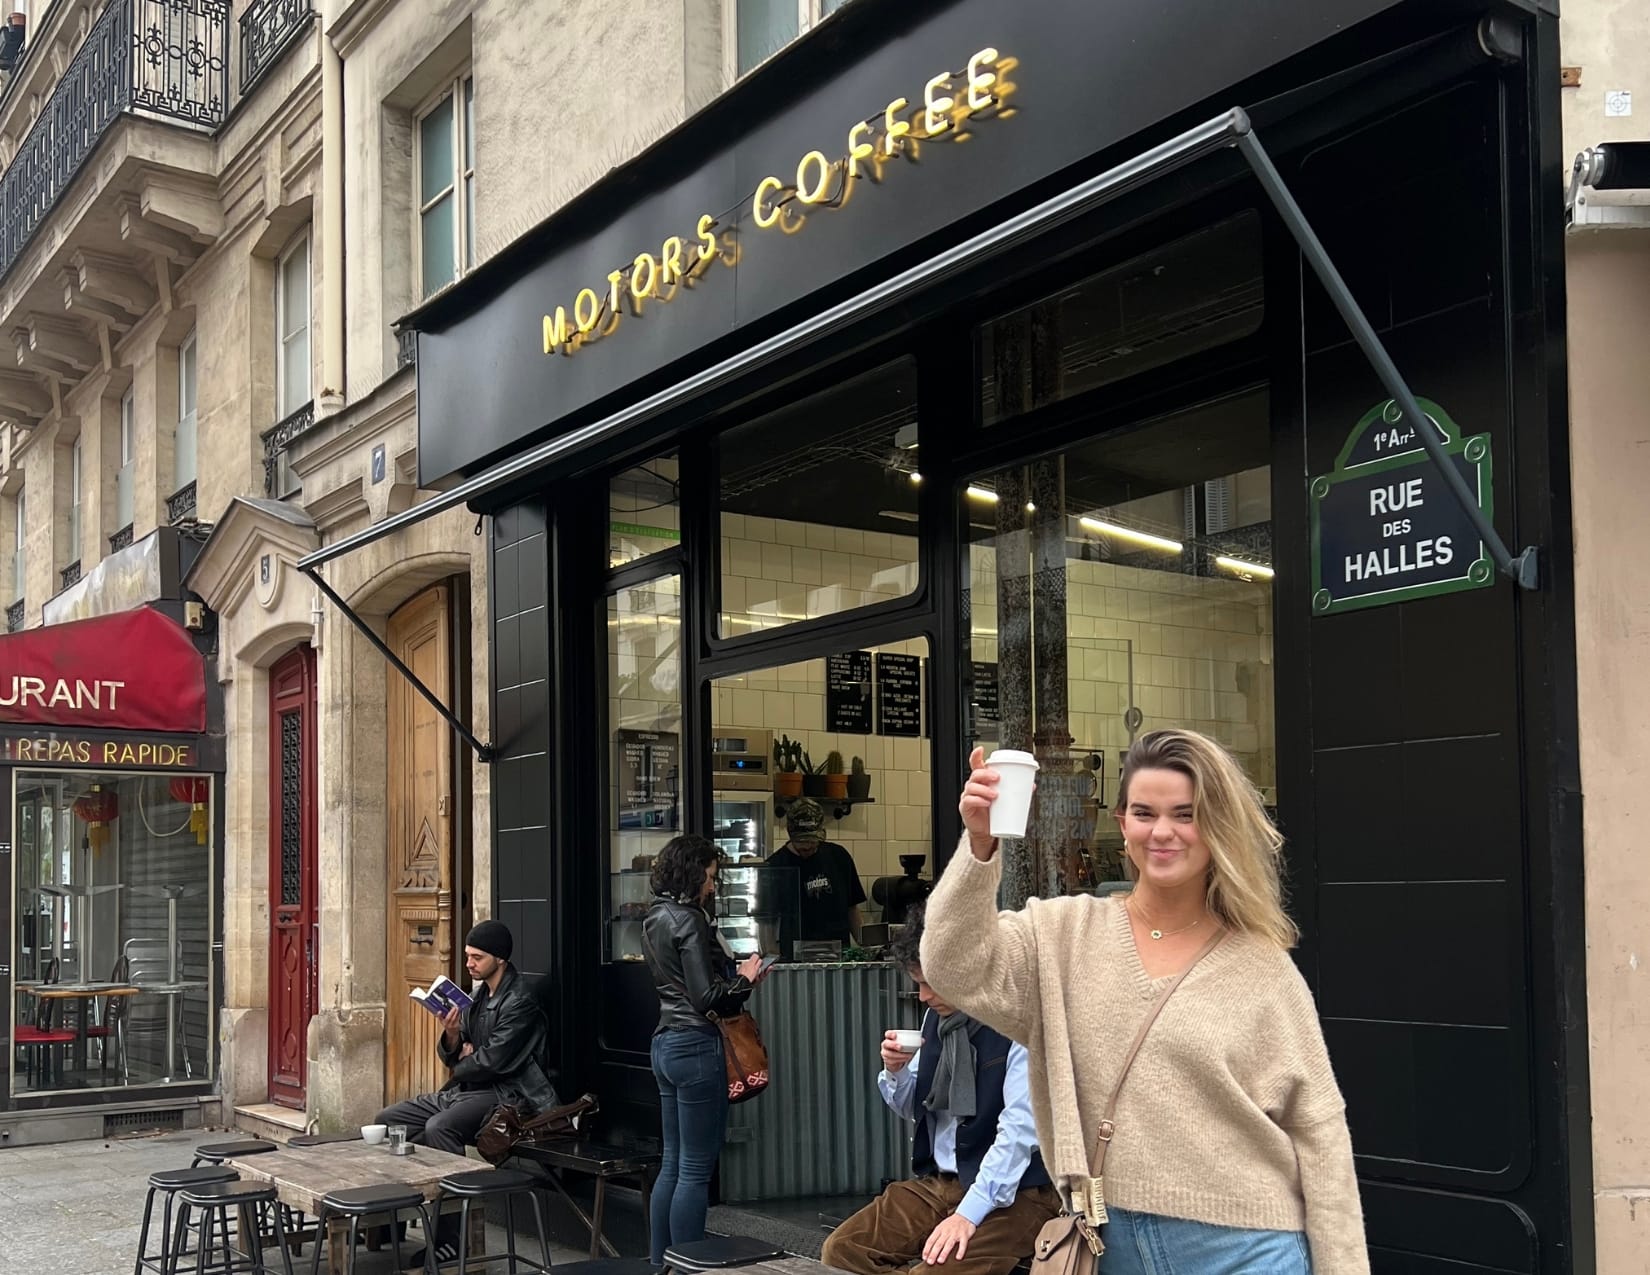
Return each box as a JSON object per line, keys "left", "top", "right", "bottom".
{"left": 306, "top": 0, "right": 1586, "bottom": 1269}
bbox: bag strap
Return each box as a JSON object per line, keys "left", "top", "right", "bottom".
{"left": 1091, "top": 924, "right": 1227, "bottom": 1179}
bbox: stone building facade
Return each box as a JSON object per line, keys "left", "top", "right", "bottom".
{"left": 2, "top": 1, "right": 1650, "bottom": 1267}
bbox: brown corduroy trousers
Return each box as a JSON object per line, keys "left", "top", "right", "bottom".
{"left": 822, "top": 1176, "right": 1060, "bottom": 1275}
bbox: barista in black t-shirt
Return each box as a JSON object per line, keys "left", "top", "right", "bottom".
{"left": 760, "top": 797, "right": 865, "bottom": 954}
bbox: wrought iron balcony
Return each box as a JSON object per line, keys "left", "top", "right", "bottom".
{"left": 5, "top": 599, "right": 22, "bottom": 632}
{"left": 167, "top": 480, "right": 197, "bottom": 524}
{"left": 396, "top": 327, "right": 418, "bottom": 369}
{"left": 240, "top": 0, "right": 314, "bottom": 96}
{"left": 262, "top": 399, "right": 315, "bottom": 496}
{"left": 60, "top": 560, "right": 81, "bottom": 591}
{"left": 110, "top": 524, "right": 134, "bottom": 553}
{"left": 0, "top": 0, "right": 230, "bottom": 286}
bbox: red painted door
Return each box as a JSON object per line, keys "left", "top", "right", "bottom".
{"left": 268, "top": 646, "right": 318, "bottom": 1110}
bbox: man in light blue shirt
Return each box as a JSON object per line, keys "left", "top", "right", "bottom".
{"left": 822, "top": 904, "right": 1058, "bottom": 1275}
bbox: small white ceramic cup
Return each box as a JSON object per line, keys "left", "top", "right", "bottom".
{"left": 890, "top": 1029, "right": 923, "bottom": 1053}
{"left": 361, "top": 1124, "right": 388, "bottom": 1145}
{"left": 985, "top": 749, "right": 1040, "bottom": 838}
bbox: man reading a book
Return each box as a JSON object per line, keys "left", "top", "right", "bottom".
{"left": 377, "top": 920, "right": 557, "bottom": 1263}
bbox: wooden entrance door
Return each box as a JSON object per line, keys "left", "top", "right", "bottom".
{"left": 384, "top": 585, "right": 457, "bottom": 1105}
{"left": 268, "top": 646, "right": 318, "bottom": 1110}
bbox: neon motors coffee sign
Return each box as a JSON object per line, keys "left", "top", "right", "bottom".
{"left": 540, "top": 46, "right": 1017, "bottom": 357}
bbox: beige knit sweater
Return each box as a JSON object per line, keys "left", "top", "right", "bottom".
{"left": 922, "top": 838, "right": 1368, "bottom": 1274}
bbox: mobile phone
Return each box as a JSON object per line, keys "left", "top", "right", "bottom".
{"left": 757, "top": 954, "right": 780, "bottom": 975}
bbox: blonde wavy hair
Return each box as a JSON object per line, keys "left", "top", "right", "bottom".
{"left": 1118, "top": 729, "right": 1298, "bottom": 948}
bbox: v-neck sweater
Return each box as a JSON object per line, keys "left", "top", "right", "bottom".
{"left": 921, "top": 838, "right": 1369, "bottom": 1274}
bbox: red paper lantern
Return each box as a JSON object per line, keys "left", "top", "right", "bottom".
{"left": 169, "top": 777, "right": 210, "bottom": 844}
{"left": 72, "top": 785, "right": 119, "bottom": 855}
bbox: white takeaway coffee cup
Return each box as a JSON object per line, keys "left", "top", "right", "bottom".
{"left": 986, "top": 749, "right": 1040, "bottom": 838}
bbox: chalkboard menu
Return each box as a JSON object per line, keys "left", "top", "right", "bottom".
{"left": 876, "top": 653, "right": 922, "bottom": 737}
{"left": 826, "top": 651, "right": 873, "bottom": 734}
{"left": 970, "top": 661, "right": 1000, "bottom": 734}
{"left": 616, "top": 728, "right": 680, "bottom": 830}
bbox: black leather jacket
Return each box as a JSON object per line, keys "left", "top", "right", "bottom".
{"left": 437, "top": 966, "right": 557, "bottom": 1114}
{"left": 643, "top": 896, "right": 751, "bottom": 1033}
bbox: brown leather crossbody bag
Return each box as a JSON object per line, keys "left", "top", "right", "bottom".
{"left": 1030, "top": 927, "right": 1228, "bottom": 1274}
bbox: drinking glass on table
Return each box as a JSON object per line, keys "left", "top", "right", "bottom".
{"left": 387, "top": 1124, "right": 409, "bottom": 1152}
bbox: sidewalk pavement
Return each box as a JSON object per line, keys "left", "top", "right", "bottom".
{"left": 0, "top": 1128, "right": 587, "bottom": 1275}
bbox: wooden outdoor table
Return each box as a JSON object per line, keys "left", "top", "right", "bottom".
{"left": 228, "top": 1142, "right": 490, "bottom": 1271}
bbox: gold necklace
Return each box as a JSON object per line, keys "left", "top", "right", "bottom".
{"left": 1126, "top": 897, "right": 1204, "bottom": 941}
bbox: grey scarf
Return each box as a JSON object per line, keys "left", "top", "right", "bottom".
{"left": 922, "top": 1012, "right": 979, "bottom": 1120}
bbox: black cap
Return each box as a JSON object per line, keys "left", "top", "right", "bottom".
{"left": 465, "top": 919, "right": 513, "bottom": 962}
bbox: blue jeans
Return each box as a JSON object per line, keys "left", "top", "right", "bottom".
{"left": 1099, "top": 1207, "right": 1312, "bottom": 1274}
{"left": 650, "top": 1028, "right": 728, "bottom": 1265}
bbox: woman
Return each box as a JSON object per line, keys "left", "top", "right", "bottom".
{"left": 922, "top": 731, "right": 1367, "bottom": 1274}
{"left": 642, "top": 834, "right": 767, "bottom": 1267}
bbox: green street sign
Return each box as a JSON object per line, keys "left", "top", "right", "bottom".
{"left": 1309, "top": 398, "right": 1495, "bottom": 616}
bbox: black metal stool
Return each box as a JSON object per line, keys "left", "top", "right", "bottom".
{"left": 433, "top": 1168, "right": 553, "bottom": 1274}
{"left": 305, "top": 1184, "right": 435, "bottom": 1275}
{"left": 170, "top": 1180, "right": 295, "bottom": 1275}
{"left": 663, "top": 1238, "right": 785, "bottom": 1272}
{"left": 191, "top": 1139, "right": 278, "bottom": 1168}
{"left": 133, "top": 1166, "right": 240, "bottom": 1275}
{"left": 189, "top": 1140, "right": 290, "bottom": 1252}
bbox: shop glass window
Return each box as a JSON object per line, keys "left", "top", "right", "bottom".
{"left": 732, "top": 0, "right": 848, "bottom": 78}
{"left": 116, "top": 391, "right": 135, "bottom": 532}
{"left": 175, "top": 330, "right": 197, "bottom": 492}
{"left": 980, "top": 213, "right": 1264, "bottom": 427}
{"left": 964, "top": 387, "right": 1275, "bottom": 899}
{"left": 708, "top": 637, "right": 932, "bottom": 962}
{"left": 12, "top": 770, "right": 216, "bottom": 1096}
{"left": 418, "top": 75, "right": 475, "bottom": 297}
{"left": 68, "top": 438, "right": 81, "bottom": 566}
{"left": 718, "top": 359, "right": 919, "bottom": 638}
{"left": 606, "top": 574, "right": 683, "bottom": 963}
{"left": 609, "top": 455, "right": 680, "bottom": 570}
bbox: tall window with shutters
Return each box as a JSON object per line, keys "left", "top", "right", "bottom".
{"left": 69, "top": 438, "right": 82, "bottom": 566}
{"left": 116, "top": 392, "right": 135, "bottom": 532}
{"left": 176, "top": 331, "right": 197, "bottom": 492}
{"left": 416, "top": 74, "right": 474, "bottom": 297}
{"left": 10, "top": 487, "right": 23, "bottom": 602}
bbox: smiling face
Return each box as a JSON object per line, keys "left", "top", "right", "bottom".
{"left": 1116, "top": 766, "right": 1212, "bottom": 895}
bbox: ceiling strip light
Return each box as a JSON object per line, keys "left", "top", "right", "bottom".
{"left": 1079, "top": 516, "right": 1182, "bottom": 554}
{"left": 1215, "top": 555, "right": 1275, "bottom": 579}
{"left": 966, "top": 485, "right": 999, "bottom": 503}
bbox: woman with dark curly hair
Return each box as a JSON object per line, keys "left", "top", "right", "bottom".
{"left": 642, "top": 834, "right": 768, "bottom": 1266}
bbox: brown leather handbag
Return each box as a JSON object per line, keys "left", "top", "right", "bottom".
{"left": 475, "top": 1092, "right": 600, "bottom": 1165}
{"left": 712, "top": 1010, "right": 770, "bottom": 1104}
{"left": 1030, "top": 928, "right": 1227, "bottom": 1273}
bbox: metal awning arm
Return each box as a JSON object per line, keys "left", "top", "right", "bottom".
{"left": 304, "top": 565, "right": 496, "bottom": 764}
{"left": 1232, "top": 114, "right": 1539, "bottom": 590}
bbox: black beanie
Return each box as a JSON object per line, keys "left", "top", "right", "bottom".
{"left": 465, "top": 919, "right": 513, "bottom": 962}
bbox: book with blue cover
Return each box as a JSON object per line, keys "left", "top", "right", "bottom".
{"left": 409, "top": 973, "right": 475, "bottom": 1018}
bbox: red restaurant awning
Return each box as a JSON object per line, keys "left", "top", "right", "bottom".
{"left": 0, "top": 606, "right": 206, "bottom": 734}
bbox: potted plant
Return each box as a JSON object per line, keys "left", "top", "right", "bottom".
{"left": 801, "top": 749, "right": 829, "bottom": 799}
{"left": 772, "top": 735, "right": 804, "bottom": 798}
{"left": 823, "top": 750, "right": 849, "bottom": 801}
{"left": 846, "top": 756, "right": 872, "bottom": 803}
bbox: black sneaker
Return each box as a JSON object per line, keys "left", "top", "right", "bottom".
{"left": 407, "top": 1239, "right": 462, "bottom": 1271}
